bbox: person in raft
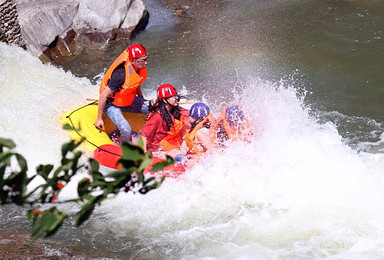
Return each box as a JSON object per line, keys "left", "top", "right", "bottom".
{"left": 94, "top": 43, "right": 149, "bottom": 144}
{"left": 174, "top": 102, "right": 215, "bottom": 165}
{"left": 140, "top": 83, "right": 187, "bottom": 157}
{"left": 211, "top": 104, "right": 252, "bottom": 147}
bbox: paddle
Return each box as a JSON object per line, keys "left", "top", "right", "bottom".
{"left": 86, "top": 98, "right": 197, "bottom": 105}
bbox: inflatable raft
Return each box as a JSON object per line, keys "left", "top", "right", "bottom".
{"left": 61, "top": 101, "right": 185, "bottom": 177}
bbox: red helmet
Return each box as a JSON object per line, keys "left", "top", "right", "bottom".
{"left": 157, "top": 84, "right": 178, "bottom": 99}
{"left": 127, "top": 43, "right": 147, "bottom": 59}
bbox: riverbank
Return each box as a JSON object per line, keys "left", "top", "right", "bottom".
{"left": 0, "top": 228, "right": 54, "bottom": 259}
{"left": 0, "top": 226, "right": 125, "bottom": 259}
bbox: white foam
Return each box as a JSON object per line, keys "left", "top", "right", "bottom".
{"left": 92, "top": 79, "right": 384, "bottom": 258}
{"left": 2, "top": 42, "right": 384, "bottom": 258}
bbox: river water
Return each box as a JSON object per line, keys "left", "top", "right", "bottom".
{"left": 1, "top": 0, "right": 384, "bottom": 259}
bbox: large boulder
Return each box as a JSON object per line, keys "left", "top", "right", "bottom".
{"left": 72, "top": 0, "right": 147, "bottom": 37}
{"left": 15, "top": 0, "right": 148, "bottom": 57}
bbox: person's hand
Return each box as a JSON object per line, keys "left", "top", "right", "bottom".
{"left": 94, "top": 118, "right": 104, "bottom": 132}
{"left": 147, "top": 98, "right": 157, "bottom": 106}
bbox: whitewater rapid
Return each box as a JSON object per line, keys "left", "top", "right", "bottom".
{"left": 2, "top": 42, "right": 384, "bottom": 259}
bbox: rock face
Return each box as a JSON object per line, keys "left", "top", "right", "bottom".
{"left": 15, "top": 0, "right": 78, "bottom": 56}
{"left": 9, "top": 0, "right": 148, "bottom": 58}
{"left": 0, "top": 0, "right": 26, "bottom": 48}
{"left": 72, "top": 0, "right": 148, "bottom": 38}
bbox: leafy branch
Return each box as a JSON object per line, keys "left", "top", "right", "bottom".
{"left": 0, "top": 124, "right": 173, "bottom": 238}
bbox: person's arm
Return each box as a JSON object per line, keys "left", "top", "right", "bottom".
{"left": 140, "top": 114, "right": 160, "bottom": 151}
{"left": 195, "top": 129, "right": 215, "bottom": 151}
{"left": 95, "top": 66, "right": 124, "bottom": 130}
{"left": 95, "top": 87, "right": 114, "bottom": 131}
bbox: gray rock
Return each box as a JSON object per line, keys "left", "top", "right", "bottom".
{"left": 72, "top": 0, "right": 146, "bottom": 33}
{"left": 15, "top": 0, "right": 148, "bottom": 57}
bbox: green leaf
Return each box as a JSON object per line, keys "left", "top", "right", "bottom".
{"left": 0, "top": 138, "right": 16, "bottom": 149}
{"left": 77, "top": 178, "right": 91, "bottom": 198}
{"left": 89, "top": 158, "right": 99, "bottom": 172}
{"left": 91, "top": 171, "right": 104, "bottom": 182}
{"left": 120, "top": 143, "right": 143, "bottom": 161}
{"left": 106, "top": 182, "right": 117, "bottom": 194}
{"left": 73, "top": 137, "right": 86, "bottom": 150}
{"left": 61, "top": 141, "right": 72, "bottom": 158}
{"left": 150, "top": 156, "right": 175, "bottom": 172}
{"left": 0, "top": 189, "right": 8, "bottom": 204}
{"left": 75, "top": 202, "right": 95, "bottom": 228}
{"left": 106, "top": 169, "right": 131, "bottom": 180}
{"left": 25, "top": 174, "right": 37, "bottom": 186}
{"left": 0, "top": 151, "right": 13, "bottom": 166}
{"left": 81, "top": 193, "right": 96, "bottom": 202}
{"left": 75, "top": 195, "right": 104, "bottom": 227}
{"left": 137, "top": 152, "right": 153, "bottom": 173}
{"left": 136, "top": 135, "right": 145, "bottom": 149}
{"left": 27, "top": 209, "right": 36, "bottom": 221}
{"left": 30, "top": 207, "right": 68, "bottom": 238}
{"left": 146, "top": 176, "right": 164, "bottom": 190}
{"left": 15, "top": 154, "right": 28, "bottom": 173}
{"left": 27, "top": 209, "right": 41, "bottom": 226}
{"left": 36, "top": 164, "right": 54, "bottom": 181}
{"left": 63, "top": 123, "right": 81, "bottom": 132}
{"left": 5, "top": 170, "right": 27, "bottom": 205}
{"left": 0, "top": 164, "right": 5, "bottom": 188}
{"left": 137, "top": 172, "right": 145, "bottom": 184}
{"left": 89, "top": 180, "right": 108, "bottom": 189}
{"left": 149, "top": 162, "right": 166, "bottom": 172}
{"left": 51, "top": 165, "right": 64, "bottom": 179}
{"left": 116, "top": 159, "right": 136, "bottom": 170}
{"left": 70, "top": 151, "right": 83, "bottom": 174}
{"left": 143, "top": 176, "right": 156, "bottom": 185}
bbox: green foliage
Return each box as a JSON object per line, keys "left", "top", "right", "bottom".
{"left": 0, "top": 125, "right": 173, "bottom": 239}
{"left": 28, "top": 207, "right": 68, "bottom": 238}
{"left": 0, "top": 137, "right": 31, "bottom": 206}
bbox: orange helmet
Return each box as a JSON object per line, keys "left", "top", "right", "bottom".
{"left": 157, "top": 84, "right": 178, "bottom": 99}
{"left": 128, "top": 43, "right": 147, "bottom": 59}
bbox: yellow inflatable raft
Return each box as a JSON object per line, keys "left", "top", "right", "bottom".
{"left": 61, "top": 101, "right": 147, "bottom": 152}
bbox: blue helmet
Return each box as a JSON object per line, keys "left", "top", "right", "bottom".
{"left": 225, "top": 105, "right": 244, "bottom": 124}
{"left": 190, "top": 103, "right": 210, "bottom": 118}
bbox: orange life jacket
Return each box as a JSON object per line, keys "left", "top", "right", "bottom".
{"left": 159, "top": 115, "right": 185, "bottom": 151}
{"left": 184, "top": 114, "right": 213, "bottom": 155}
{"left": 145, "top": 110, "right": 186, "bottom": 151}
{"left": 99, "top": 49, "right": 147, "bottom": 107}
{"left": 210, "top": 105, "right": 251, "bottom": 145}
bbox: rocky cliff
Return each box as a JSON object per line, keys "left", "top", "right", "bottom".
{"left": 0, "top": 0, "right": 148, "bottom": 60}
